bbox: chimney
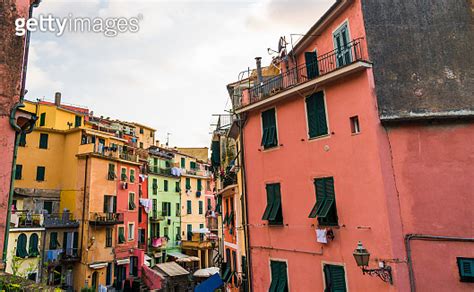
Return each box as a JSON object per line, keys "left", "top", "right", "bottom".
{"left": 255, "top": 57, "right": 263, "bottom": 84}
{"left": 54, "top": 92, "right": 61, "bottom": 106}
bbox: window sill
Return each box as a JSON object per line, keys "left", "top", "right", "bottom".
{"left": 351, "top": 132, "right": 361, "bottom": 136}
{"left": 308, "top": 134, "right": 331, "bottom": 141}
{"left": 260, "top": 145, "right": 280, "bottom": 152}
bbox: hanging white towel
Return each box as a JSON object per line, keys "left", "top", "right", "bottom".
{"left": 316, "top": 228, "right": 328, "bottom": 244}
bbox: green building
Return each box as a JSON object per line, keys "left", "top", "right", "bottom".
{"left": 147, "top": 147, "right": 181, "bottom": 264}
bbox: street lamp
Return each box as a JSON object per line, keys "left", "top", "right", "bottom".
{"left": 353, "top": 241, "right": 393, "bottom": 284}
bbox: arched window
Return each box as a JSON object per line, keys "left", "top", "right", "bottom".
{"left": 16, "top": 233, "right": 28, "bottom": 258}
{"left": 28, "top": 233, "right": 39, "bottom": 257}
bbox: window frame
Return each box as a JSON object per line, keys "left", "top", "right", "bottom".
{"left": 260, "top": 107, "right": 279, "bottom": 150}
{"left": 269, "top": 259, "right": 289, "bottom": 292}
{"left": 128, "top": 222, "right": 135, "bottom": 241}
{"left": 262, "top": 183, "right": 283, "bottom": 226}
{"left": 305, "top": 90, "right": 330, "bottom": 140}
{"left": 308, "top": 177, "right": 339, "bottom": 226}
{"left": 322, "top": 262, "right": 348, "bottom": 292}
{"left": 39, "top": 133, "right": 49, "bottom": 149}
{"left": 186, "top": 200, "right": 192, "bottom": 214}
{"left": 332, "top": 19, "right": 353, "bottom": 68}
{"left": 105, "top": 228, "right": 113, "bottom": 247}
{"left": 36, "top": 166, "right": 46, "bottom": 182}
{"left": 15, "top": 164, "right": 22, "bottom": 180}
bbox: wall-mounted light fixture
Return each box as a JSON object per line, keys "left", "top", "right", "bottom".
{"left": 353, "top": 241, "right": 393, "bottom": 284}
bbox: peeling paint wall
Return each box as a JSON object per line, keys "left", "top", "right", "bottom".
{"left": 361, "top": 0, "right": 474, "bottom": 120}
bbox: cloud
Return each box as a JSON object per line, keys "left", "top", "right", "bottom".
{"left": 26, "top": 0, "right": 334, "bottom": 148}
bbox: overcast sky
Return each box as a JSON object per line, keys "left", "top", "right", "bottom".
{"left": 27, "top": 0, "right": 334, "bottom": 147}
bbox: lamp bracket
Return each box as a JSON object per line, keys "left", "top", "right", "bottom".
{"left": 362, "top": 266, "right": 393, "bottom": 284}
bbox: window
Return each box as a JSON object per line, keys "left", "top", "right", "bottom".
{"left": 199, "top": 201, "right": 203, "bottom": 215}
{"left": 262, "top": 183, "right": 283, "bottom": 225}
{"left": 176, "top": 203, "right": 180, "bottom": 216}
{"left": 39, "top": 112, "right": 46, "bottom": 126}
{"left": 15, "top": 164, "right": 22, "bottom": 180}
{"left": 197, "top": 179, "right": 202, "bottom": 191}
{"left": 74, "top": 115, "right": 82, "bottom": 127}
{"left": 128, "top": 192, "right": 136, "bottom": 210}
{"left": 269, "top": 260, "right": 288, "bottom": 292}
{"left": 121, "top": 168, "right": 127, "bottom": 181}
{"left": 152, "top": 199, "right": 157, "bottom": 217}
{"left": 457, "top": 257, "right": 474, "bottom": 283}
{"left": 164, "top": 180, "right": 169, "bottom": 192}
{"left": 186, "top": 224, "right": 192, "bottom": 241}
{"left": 138, "top": 229, "right": 145, "bottom": 245}
{"left": 223, "top": 249, "right": 232, "bottom": 283}
{"left": 107, "top": 163, "right": 116, "bottom": 180}
{"left": 19, "top": 132, "right": 26, "bottom": 147}
{"left": 106, "top": 263, "right": 112, "bottom": 286}
{"left": 164, "top": 227, "right": 169, "bottom": 238}
{"left": 139, "top": 142, "right": 144, "bottom": 148}
{"left": 333, "top": 22, "right": 352, "bottom": 68}
{"left": 162, "top": 202, "right": 171, "bottom": 216}
{"left": 152, "top": 178, "right": 158, "bottom": 194}
{"left": 106, "top": 228, "right": 113, "bottom": 247}
{"left": 305, "top": 50, "right": 320, "bottom": 79}
{"left": 118, "top": 226, "right": 125, "bottom": 243}
{"left": 138, "top": 206, "right": 142, "bottom": 223}
{"left": 49, "top": 232, "right": 60, "bottom": 249}
{"left": 39, "top": 133, "right": 48, "bottom": 149}
{"left": 128, "top": 223, "right": 134, "bottom": 240}
{"left": 206, "top": 180, "right": 211, "bottom": 191}
{"left": 306, "top": 91, "right": 328, "bottom": 138}
{"left": 185, "top": 178, "right": 191, "bottom": 190}
{"left": 187, "top": 200, "right": 192, "bottom": 214}
{"left": 36, "top": 166, "right": 45, "bottom": 181}
{"left": 350, "top": 116, "right": 360, "bottom": 134}
{"left": 139, "top": 128, "right": 144, "bottom": 134}
{"left": 261, "top": 108, "right": 278, "bottom": 149}
{"left": 175, "top": 181, "right": 181, "bottom": 192}
{"left": 207, "top": 198, "right": 212, "bottom": 211}
{"left": 190, "top": 161, "right": 196, "bottom": 169}
{"left": 308, "top": 177, "right": 338, "bottom": 226}
{"left": 323, "top": 264, "right": 347, "bottom": 292}
{"left": 150, "top": 131, "right": 153, "bottom": 138}
{"left": 103, "top": 195, "right": 117, "bottom": 213}
{"left": 176, "top": 227, "right": 181, "bottom": 241}
{"left": 130, "top": 256, "right": 138, "bottom": 276}
{"left": 129, "top": 169, "right": 135, "bottom": 183}
{"left": 232, "top": 250, "right": 238, "bottom": 284}
{"left": 28, "top": 233, "right": 40, "bottom": 257}
{"left": 180, "top": 157, "right": 185, "bottom": 168}
{"left": 16, "top": 233, "right": 28, "bottom": 258}
{"left": 43, "top": 201, "right": 53, "bottom": 214}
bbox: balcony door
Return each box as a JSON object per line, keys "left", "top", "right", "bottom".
{"left": 333, "top": 22, "right": 352, "bottom": 67}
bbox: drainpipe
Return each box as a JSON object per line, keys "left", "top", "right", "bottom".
{"left": 3, "top": 0, "right": 41, "bottom": 269}
{"left": 405, "top": 234, "right": 474, "bottom": 292}
{"left": 238, "top": 114, "right": 252, "bottom": 292}
{"left": 80, "top": 156, "right": 89, "bottom": 264}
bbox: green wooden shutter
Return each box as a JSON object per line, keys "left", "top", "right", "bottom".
{"left": 315, "top": 92, "right": 328, "bottom": 136}
{"left": 262, "top": 184, "right": 275, "bottom": 220}
{"left": 73, "top": 232, "right": 79, "bottom": 250}
{"left": 19, "top": 132, "right": 27, "bottom": 146}
{"left": 181, "top": 158, "right": 185, "bottom": 168}
{"left": 268, "top": 184, "right": 282, "bottom": 222}
{"left": 199, "top": 201, "right": 203, "bottom": 214}
{"left": 49, "top": 232, "right": 58, "bottom": 249}
{"left": 75, "top": 116, "right": 82, "bottom": 127}
{"left": 63, "top": 232, "right": 68, "bottom": 253}
{"left": 305, "top": 51, "right": 319, "bottom": 79}
{"left": 197, "top": 179, "right": 202, "bottom": 191}
{"left": 103, "top": 196, "right": 108, "bottom": 213}
{"left": 457, "top": 258, "right": 474, "bottom": 282}
{"left": 16, "top": 233, "right": 28, "bottom": 258}
{"left": 306, "top": 92, "right": 328, "bottom": 138}
{"left": 39, "top": 133, "right": 48, "bottom": 149}
{"left": 261, "top": 108, "right": 278, "bottom": 149}
{"left": 39, "top": 113, "right": 46, "bottom": 126}
{"left": 36, "top": 166, "right": 45, "bottom": 181}
{"left": 15, "top": 165, "right": 22, "bottom": 180}
{"left": 29, "top": 233, "right": 39, "bottom": 256}
{"left": 187, "top": 200, "right": 192, "bottom": 214}
{"left": 113, "top": 196, "right": 117, "bottom": 212}
{"left": 186, "top": 178, "right": 191, "bottom": 190}
{"left": 121, "top": 168, "right": 127, "bottom": 181}
{"left": 211, "top": 141, "right": 221, "bottom": 167}
{"left": 276, "top": 261, "right": 288, "bottom": 292}
{"left": 324, "top": 265, "right": 347, "bottom": 292}
{"left": 164, "top": 180, "right": 169, "bottom": 192}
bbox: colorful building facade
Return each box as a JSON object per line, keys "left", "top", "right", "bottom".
{"left": 227, "top": 0, "right": 474, "bottom": 291}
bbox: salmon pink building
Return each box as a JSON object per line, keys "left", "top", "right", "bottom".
{"left": 228, "top": 0, "right": 474, "bottom": 291}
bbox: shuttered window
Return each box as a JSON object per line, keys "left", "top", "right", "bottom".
{"left": 164, "top": 180, "right": 169, "bottom": 192}
{"left": 261, "top": 108, "right": 278, "bottom": 149}
{"left": 323, "top": 264, "right": 347, "bottom": 292}
{"left": 190, "top": 161, "right": 196, "bottom": 169}
{"left": 118, "top": 227, "right": 126, "bottom": 244}
{"left": 106, "top": 228, "right": 113, "bottom": 247}
{"left": 36, "top": 166, "right": 45, "bottom": 181}
{"left": 187, "top": 200, "right": 192, "bottom": 214}
{"left": 129, "top": 169, "right": 135, "bottom": 183}
{"left": 197, "top": 179, "right": 202, "bottom": 191}
{"left": 74, "top": 115, "right": 82, "bottom": 127}
{"left": 211, "top": 140, "right": 221, "bottom": 167}
{"left": 121, "top": 168, "right": 127, "bottom": 181}
{"left": 305, "top": 51, "right": 319, "bottom": 79}
{"left": 15, "top": 165, "right": 22, "bottom": 180}
{"left": 333, "top": 22, "right": 352, "bottom": 68}
{"left": 262, "top": 183, "right": 283, "bottom": 225}
{"left": 49, "top": 232, "right": 60, "bottom": 249}
{"left": 306, "top": 91, "right": 328, "bottom": 138}
{"left": 128, "top": 193, "right": 136, "bottom": 210}
{"left": 16, "top": 233, "right": 28, "bottom": 258}
{"left": 181, "top": 158, "right": 185, "bottom": 168}
{"left": 107, "top": 164, "right": 116, "bottom": 180}
{"left": 39, "top": 133, "right": 49, "bottom": 149}
{"left": 175, "top": 181, "right": 181, "bottom": 192}
{"left": 185, "top": 178, "right": 191, "bottom": 190}
{"left": 39, "top": 113, "right": 46, "bottom": 126}
{"left": 269, "top": 260, "right": 288, "bottom": 292}
{"left": 162, "top": 202, "right": 171, "bottom": 216}
{"left": 308, "top": 177, "right": 338, "bottom": 226}
{"left": 28, "top": 233, "right": 40, "bottom": 257}
{"left": 152, "top": 178, "right": 158, "bottom": 194}
{"left": 457, "top": 257, "right": 474, "bottom": 282}
{"left": 199, "top": 201, "right": 203, "bottom": 215}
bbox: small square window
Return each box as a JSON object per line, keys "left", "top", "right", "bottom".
{"left": 350, "top": 116, "right": 360, "bottom": 134}
{"left": 457, "top": 257, "right": 474, "bottom": 283}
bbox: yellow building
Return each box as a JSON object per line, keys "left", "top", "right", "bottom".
{"left": 132, "top": 122, "right": 156, "bottom": 149}
{"left": 173, "top": 150, "right": 215, "bottom": 268}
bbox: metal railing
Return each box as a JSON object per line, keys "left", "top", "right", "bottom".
{"left": 89, "top": 212, "right": 124, "bottom": 226}
{"left": 11, "top": 211, "right": 42, "bottom": 228}
{"left": 237, "top": 38, "right": 366, "bottom": 108}
{"left": 147, "top": 166, "right": 173, "bottom": 176}
{"left": 43, "top": 212, "right": 79, "bottom": 228}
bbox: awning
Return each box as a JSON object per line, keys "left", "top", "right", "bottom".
{"left": 116, "top": 259, "right": 130, "bottom": 265}
{"left": 175, "top": 256, "right": 200, "bottom": 263}
{"left": 195, "top": 273, "right": 224, "bottom": 292}
{"left": 154, "top": 262, "right": 190, "bottom": 277}
{"left": 89, "top": 262, "right": 108, "bottom": 270}
{"left": 193, "top": 267, "right": 220, "bottom": 278}
{"left": 167, "top": 251, "right": 190, "bottom": 259}
{"left": 192, "top": 228, "right": 210, "bottom": 234}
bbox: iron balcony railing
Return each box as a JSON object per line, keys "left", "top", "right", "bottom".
{"left": 46, "top": 248, "right": 81, "bottom": 263}
{"left": 43, "top": 212, "right": 79, "bottom": 228}
{"left": 147, "top": 166, "right": 174, "bottom": 176}
{"left": 89, "top": 212, "right": 124, "bottom": 226}
{"left": 237, "top": 38, "right": 367, "bottom": 108}
{"left": 11, "top": 210, "right": 42, "bottom": 228}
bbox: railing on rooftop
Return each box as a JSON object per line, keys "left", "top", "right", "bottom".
{"left": 10, "top": 211, "right": 43, "bottom": 228}
{"left": 235, "top": 38, "right": 367, "bottom": 109}
{"left": 89, "top": 212, "right": 124, "bottom": 226}
{"left": 43, "top": 212, "right": 79, "bottom": 228}
{"left": 78, "top": 143, "right": 138, "bottom": 163}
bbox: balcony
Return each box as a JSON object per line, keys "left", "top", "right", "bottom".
{"left": 181, "top": 239, "right": 214, "bottom": 250}
{"left": 234, "top": 38, "right": 370, "bottom": 111}
{"left": 10, "top": 211, "right": 43, "bottom": 228}
{"left": 149, "top": 211, "right": 165, "bottom": 222}
{"left": 89, "top": 212, "right": 124, "bottom": 226}
{"left": 43, "top": 213, "right": 80, "bottom": 229}
{"left": 46, "top": 248, "right": 81, "bottom": 263}
{"left": 147, "top": 166, "right": 174, "bottom": 176}
{"left": 77, "top": 143, "right": 139, "bottom": 163}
